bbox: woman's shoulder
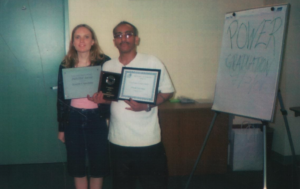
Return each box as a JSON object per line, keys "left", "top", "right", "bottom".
{"left": 58, "top": 62, "right": 65, "bottom": 69}
{"left": 93, "top": 54, "right": 111, "bottom": 66}
{"left": 97, "top": 54, "right": 111, "bottom": 64}
{"left": 102, "top": 54, "right": 111, "bottom": 61}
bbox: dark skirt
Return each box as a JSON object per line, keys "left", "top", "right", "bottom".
{"left": 65, "top": 107, "right": 109, "bottom": 177}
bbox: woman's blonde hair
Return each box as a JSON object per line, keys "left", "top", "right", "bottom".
{"left": 62, "top": 24, "right": 104, "bottom": 68}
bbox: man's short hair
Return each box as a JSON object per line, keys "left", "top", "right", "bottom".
{"left": 113, "top": 21, "right": 139, "bottom": 36}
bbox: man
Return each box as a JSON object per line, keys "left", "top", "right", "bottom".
{"left": 89, "top": 21, "right": 174, "bottom": 189}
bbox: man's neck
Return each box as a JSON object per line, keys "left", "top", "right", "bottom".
{"left": 119, "top": 51, "right": 137, "bottom": 66}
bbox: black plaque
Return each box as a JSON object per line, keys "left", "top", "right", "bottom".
{"left": 100, "top": 71, "right": 121, "bottom": 100}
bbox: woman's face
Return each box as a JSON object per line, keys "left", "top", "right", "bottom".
{"left": 72, "top": 26, "right": 95, "bottom": 53}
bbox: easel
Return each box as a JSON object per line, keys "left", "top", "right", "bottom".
{"left": 184, "top": 90, "right": 298, "bottom": 189}
{"left": 277, "top": 90, "right": 299, "bottom": 189}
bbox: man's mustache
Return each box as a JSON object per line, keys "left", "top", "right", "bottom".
{"left": 120, "top": 42, "right": 129, "bottom": 45}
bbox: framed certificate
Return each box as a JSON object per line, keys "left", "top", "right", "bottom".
{"left": 118, "top": 67, "right": 161, "bottom": 104}
{"left": 62, "top": 66, "right": 101, "bottom": 99}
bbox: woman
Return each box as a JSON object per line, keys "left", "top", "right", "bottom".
{"left": 57, "top": 24, "right": 110, "bottom": 189}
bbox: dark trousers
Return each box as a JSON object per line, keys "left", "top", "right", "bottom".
{"left": 110, "top": 142, "right": 168, "bottom": 189}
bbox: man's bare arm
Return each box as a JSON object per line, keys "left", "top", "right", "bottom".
{"left": 155, "top": 92, "right": 173, "bottom": 106}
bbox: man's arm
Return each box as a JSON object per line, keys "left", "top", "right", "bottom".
{"left": 155, "top": 92, "right": 173, "bottom": 106}
{"left": 124, "top": 92, "right": 174, "bottom": 111}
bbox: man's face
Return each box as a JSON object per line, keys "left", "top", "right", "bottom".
{"left": 113, "top": 24, "right": 139, "bottom": 54}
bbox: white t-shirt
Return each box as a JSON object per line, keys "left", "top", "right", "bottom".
{"left": 103, "top": 53, "right": 175, "bottom": 147}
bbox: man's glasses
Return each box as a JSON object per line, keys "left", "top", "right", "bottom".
{"left": 114, "top": 32, "right": 135, "bottom": 39}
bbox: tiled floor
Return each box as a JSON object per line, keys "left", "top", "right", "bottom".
{"left": 0, "top": 160, "right": 298, "bottom": 189}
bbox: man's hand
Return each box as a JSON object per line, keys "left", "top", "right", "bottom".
{"left": 58, "top": 132, "right": 65, "bottom": 143}
{"left": 124, "top": 98, "right": 148, "bottom": 112}
{"left": 87, "top": 91, "right": 111, "bottom": 104}
{"left": 124, "top": 92, "right": 173, "bottom": 112}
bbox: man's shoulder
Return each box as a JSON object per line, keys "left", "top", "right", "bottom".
{"left": 103, "top": 57, "right": 118, "bottom": 66}
{"left": 136, "top": 53, "right": 163, "bottom": 67}
{"left": 138, "top": 53, "right": 159, "bottom": 60}
{"left": 102, "top": 57, "right": 121, "bottom": 73}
